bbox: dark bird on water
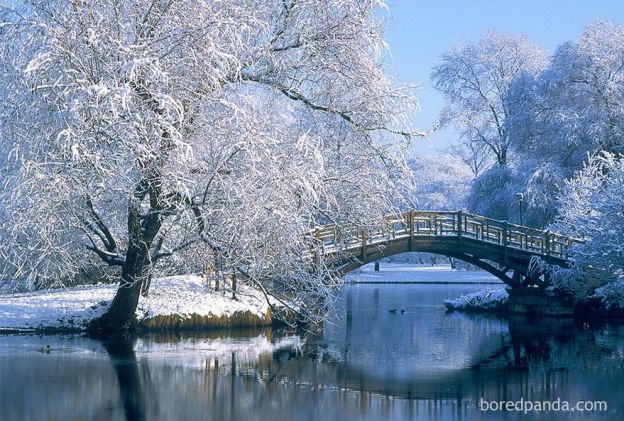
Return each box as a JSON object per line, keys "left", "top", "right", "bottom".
{"left": 389, "top": 309, "right": 406, "bottom": 314}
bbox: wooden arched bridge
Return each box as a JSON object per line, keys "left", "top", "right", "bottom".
{"left": 310, "top": 210, "right": 581, "bottom": 288}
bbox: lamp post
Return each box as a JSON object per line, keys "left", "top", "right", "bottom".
{"left": 515, "top": 192, "right": 524, "bottom": 226}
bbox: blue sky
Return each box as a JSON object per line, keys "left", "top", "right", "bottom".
{"left": 383, "top": 0, "right": 624, "bottom": 157}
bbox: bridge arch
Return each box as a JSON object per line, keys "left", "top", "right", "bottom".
{"left": 336, "top": 240, "right": 516, "bottom": 284}
{"left": 313, "top": 210, "right": 579, "bottom": 288}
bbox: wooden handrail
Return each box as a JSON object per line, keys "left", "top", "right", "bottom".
{"left": 307, "top": 210, "right": 582, "bottom": 260}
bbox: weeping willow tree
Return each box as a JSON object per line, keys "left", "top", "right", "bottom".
{"left": 0, "top": 0, "right": 422, "bottom": 331}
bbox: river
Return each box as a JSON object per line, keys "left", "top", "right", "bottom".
{"left": 0, "top": 267, "right": 622, "bottom": 420}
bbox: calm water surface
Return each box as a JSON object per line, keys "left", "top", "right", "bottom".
{"left": 1, "top": 279, "right": 623, "bottom": 420}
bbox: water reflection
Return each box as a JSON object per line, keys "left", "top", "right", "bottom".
{"left": 0, "top": 284, "right": 622, "bottom": 420}
{"left": 101, "top": 335, "right": 146, "bottom": 421}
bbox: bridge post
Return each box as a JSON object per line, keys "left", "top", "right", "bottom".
{"left": 503, "top": 221, "right": 509, "bottom": 265}
{"left": 545, "top": 230, "right": 551, "bottom": 256}
{"left": 361, "top": 230, "right": 367, "bottom": 263}
{"left": 457, "top": 210, "right": 463, "bottom": 250}
{"left": 408, "top": 210, "right": 414, "bottom": 251}
{"left": 508, "top": 288, "right": 574, "bottom": 317}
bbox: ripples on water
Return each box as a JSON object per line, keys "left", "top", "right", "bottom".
{"left": 1, "top": 283, "right": 623, "bottom": 420}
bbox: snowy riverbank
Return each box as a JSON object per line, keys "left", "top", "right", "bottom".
{"left": 348, "top": 263, "right": 510, "bottom": 314}
{"left": 0, "top": 275, "right": 274, "bottom": 333}
{"left": 443, "top": 282, "right": 624, "bottom": 318}
{"left": 444, "top": 288, "right": 509, "bottom": 313}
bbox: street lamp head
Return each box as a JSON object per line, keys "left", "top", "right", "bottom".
{"left": 515, "top": 192, "right": 524, "bottom": 202}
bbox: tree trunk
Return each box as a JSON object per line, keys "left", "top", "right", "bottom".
{"left": 89, "top": 195, "right": 161, "bottom": 332}
{"left": 88, "top": 245, "right": 150, "bottom": 332}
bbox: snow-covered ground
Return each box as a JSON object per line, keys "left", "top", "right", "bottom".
{"left": 345, "top": 263, "right": 503, "bottom": 284}
{"left": 0, "top": 284, "right": 116, "bottom": 332}
{"left": 135, "top": 275, "right": 271, "bottom": 322}
{"left": 0, "top": 275, "right": 271, "bottom": 332}
{"left": 444, "top": 288, "right": 509, "bottom": 313}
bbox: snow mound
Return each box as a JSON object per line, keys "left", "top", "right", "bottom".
{"left": 444, "top": 288, "right": 509, "bottom": 313}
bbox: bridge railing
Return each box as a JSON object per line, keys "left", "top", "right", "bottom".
{"left": 308, "top": 210, "right": 581, "bottom": 260}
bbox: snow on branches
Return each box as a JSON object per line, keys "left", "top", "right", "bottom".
{"left": 435, "top": 21, "right": 624, "bottom": 229}
{"left": 0, "top": 0, "right": 420, "bottom": 325}
{"left": 551, "top": 152, "right": 624, "bottom": 297}
{"left": 432, "top": 32, "right": 548, "bottom": 167}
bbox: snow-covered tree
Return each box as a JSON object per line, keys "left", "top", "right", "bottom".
{"left": 551, "top": 153, "right": 624, "bottom": 295}
{"left": 464, "top": 161, "right": 560, "bottom": 228}
{"left": 408, "top": 154, "right": 473, "bottom": 210}
{"left": 440, "top": 22, "right": 624, "bottom": 228}
{"left": 431, "top": 32, "right": 548, "bottom": 167}
{"left": 505, "top": 21, "right": 624, "bottom": 227}
{"left": 445, "top": 140, "right": 492, "bottom": 178}
{"left": 465, "top": 165, "right": 515, "bottom": 221}
{"left": 0, "top": 1, "right": 421, "bottom": 330}
{"left": 510, "top": 21, "right": 624, "bottom": 163}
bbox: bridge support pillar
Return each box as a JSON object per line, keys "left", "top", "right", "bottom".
{"left": 508, "top": 287, "right": 574, "bottom": 317}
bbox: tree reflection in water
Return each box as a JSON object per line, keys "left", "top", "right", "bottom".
{"left": 101, "top": 335, "right": 147, "bottom": 421}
